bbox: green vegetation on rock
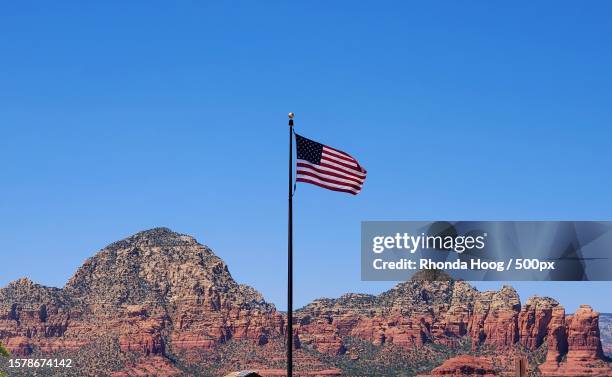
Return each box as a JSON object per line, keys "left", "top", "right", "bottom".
{"left": 0, "top": 341, "right": 8, "bottom": 357}
{"left": 0, "top": 342, "right": 8, "bottom": 377}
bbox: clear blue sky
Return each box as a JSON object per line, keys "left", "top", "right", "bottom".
{"left": 1, "top": 2, "right": 611, "bottom": 312}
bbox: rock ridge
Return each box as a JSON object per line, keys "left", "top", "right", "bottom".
{"left": 0, "top": 228, "right": 610, "bottom": 377}
{"left": 0, "top": 228, "right": 283, "bottom": 361}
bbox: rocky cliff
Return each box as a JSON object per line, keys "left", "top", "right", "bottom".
{"left": 601, "top": 313, "right": 612, "bottom": 357}
{"left": 0, "top": 228, "right": 283, "bottom": 362}
{"left": 0, "top": 228, "right": 611, "bottom": 376}
{"left": 295, "top": 278, "right": 533, "bottom": 353}
{"left": 294, "top": 275, "right": 610, "bottom": 376}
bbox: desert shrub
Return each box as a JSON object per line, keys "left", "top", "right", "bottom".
{"left": 0, "top": 342, "right": 8, "bottom": 357}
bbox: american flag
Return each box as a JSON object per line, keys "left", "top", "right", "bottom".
{"left": 295, "top": 133, "right": 367, "bottom": 195}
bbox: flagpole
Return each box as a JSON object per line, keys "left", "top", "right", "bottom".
{"left": 287, "top": 112, "right": 294, "bottom": 377}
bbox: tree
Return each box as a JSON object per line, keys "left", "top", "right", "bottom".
{"left": 0, "top": 341, "right": 8, "bottom": 377}
{"left": 0, "top": 341, "right": 8, "bottom": 357}
{"left": 0, "top": 343, "right": 11, "bottom": 377}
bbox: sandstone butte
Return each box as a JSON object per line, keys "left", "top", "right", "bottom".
{"left": 0, "top": 228, "right": 610, "bottom": 376}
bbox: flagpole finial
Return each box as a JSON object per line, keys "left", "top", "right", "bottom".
{"left": 288, "top": 112, "right": 294, "bottom": 126}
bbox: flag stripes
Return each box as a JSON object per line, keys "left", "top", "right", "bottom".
{"left": 295, "top": 133, "right": 367, "bottom": 195}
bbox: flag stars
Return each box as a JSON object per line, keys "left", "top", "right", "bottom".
{"left": 294, "top": 133, "right": 366, "bottom": 195}
{"left": 296, "top": 134, "right": 323, "bottom": 165}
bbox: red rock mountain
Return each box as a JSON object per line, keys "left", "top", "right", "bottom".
{"left": 294, "top": 279, "right": 610, "bottom": 376}
{"left": 0, "top": 229, "right": 283, "bottom": 363}
{"left": 416, "top": 355, "right": 497, "bottom": 377}
{"left": 0, "top": 228, "right": 611, "bottom": 376}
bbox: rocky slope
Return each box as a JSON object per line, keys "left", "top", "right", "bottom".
{"left": 0, "top": 228, "right": 283, "bottom": 374}
{"left": 600, "top": 313, "right": 612, "bottom": 357}
{"left": 415, "top": 355, "right": 497, "bottom": 377}
{"left": 294, "top": 278, "right": 540, "bottom": 354}
{"left": 1, "top": 228, "right": 611, "bottom": 376}
{"left": 294, "top": 275, "right": 611, "bottom": 376}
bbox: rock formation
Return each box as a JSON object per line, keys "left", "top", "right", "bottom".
{"left": 294, "top": 279, "right": 526, "bottom": 353}
{"left": 540, "top": 304, "right": 609, "bottom": 376}
{"left": 294, "top": 272, "right": 611, "bottom": 376}
{"left": 0, "top": 228, "right": 611, "bottom": 376}
{"left": 518, "top": 296, "right": 558, "bottom": 350}
{"left": 416, "top": 355, "right": 498, "bottom": 376}
{"left": 0, "top": 228, "right": 283, "bottom": 361}
{"left": 600, "top": 313, "right": 612, "bottom": 357}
